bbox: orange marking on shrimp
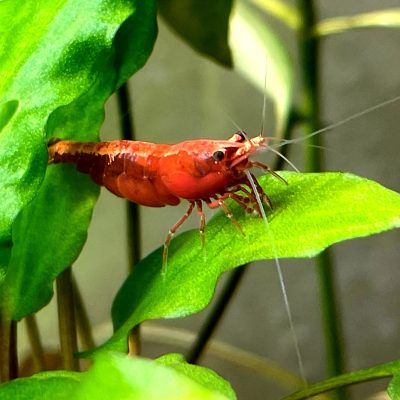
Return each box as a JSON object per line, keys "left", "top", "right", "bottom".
{"left": 48, "top": 132, "right": 284, "bottom": 266}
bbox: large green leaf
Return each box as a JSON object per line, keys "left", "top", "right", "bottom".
{"left": 0, "top": 0, "right": 157, "bottom": 319}
{"left": 158, "top": 0, "right": 233, "bottom": 67}
{"left": 89, "top": 172, "right": 399, "bottom": 354}
{"left": 0, "top": 353, "right": 235, "bottom": 400}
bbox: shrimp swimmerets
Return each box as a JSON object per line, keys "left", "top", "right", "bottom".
{"left": 48, "top": 132, "right": 285, "bottom": 265}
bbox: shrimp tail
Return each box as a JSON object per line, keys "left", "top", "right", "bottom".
{"left": 47, "top": 138, "right": 62, "bottom": 163}
{"left": 47, "top": 140, "right": 107, "bottom": 187}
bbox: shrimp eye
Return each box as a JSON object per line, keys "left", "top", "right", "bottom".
{"left": 213, "top": 150, "right": 224, "bottom": 161}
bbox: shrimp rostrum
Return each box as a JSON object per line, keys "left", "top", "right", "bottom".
{"left": 48, "top": 132, "right": 285, "bottom": 265}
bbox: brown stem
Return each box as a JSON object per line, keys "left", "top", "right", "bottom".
{"left": 72, "top": 277, "right": 95, "bottom": 351}
{"left": 24, "top": 315, "right": 45, "bottom": 372}
{"left": 117, "top": 83, "right": 142, "bottom": 356}
{"left": 56, "top": 267, "right": 79, "bottom": 371}
{"left": 0, "top": 316, "right": 18, "bottom": 382}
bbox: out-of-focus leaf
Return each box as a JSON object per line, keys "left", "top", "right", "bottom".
{"left": 0, "top": 371, "right": 81, "bottom": 400}
{"left": 85, "top": 172, "right": 400, "bottom": 354}
{"left": 315, "top": 9, "right": 400, "bottom": 36}
{"left": 0, "top": 353, "right": 236, "bottom": 400}
{"left": 0, "top": 0, "right": 157, "bottom": 319}
{"left": 230, "top": 1, "right": 294, "bottom": 136}
{"left": 158, "top": 0, "right": 233, "bottom": 67}
{"left": 73, "top": 352, "right": 234, "bottom": 400}
{"left": 249, "top": 0, "right": 300, "bottom": 30}
{"left": 157, "top": 353, "right": 236, "bottom": 400}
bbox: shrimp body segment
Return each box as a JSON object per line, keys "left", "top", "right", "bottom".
{"left": 48, "top": 133, "right": 281, "bottom": 265}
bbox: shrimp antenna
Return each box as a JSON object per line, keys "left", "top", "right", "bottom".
{"left": 273, "top": 95, "right": 400, "bottom": 149}
{"left": 245, "top": 170, "right": 307, "bottom": 385}
{"left": 260, "top": 59, "right": 268, "bottom": 137}
{"left": 266, "top": 145, "right": 300, "bottom": 172}
{"left": 223, "top": 110, "right": 251, "bottom": 142}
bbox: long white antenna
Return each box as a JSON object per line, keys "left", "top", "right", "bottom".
{"left": 245, "top": 171, "right": 307, "bottom": 385}
{"left": 266, "top": 146, "right": 300, "bottom": 172}
{"left": 257, "top": 59, "right": 307, "bottom": 384}
{"left": 223, "top": 110, "right": 250, "bottom": 141}
{"left": 260, "top": 59, "right": 268, "bottom": 137}
{"left": 273, "top": 95, "right": 400, "bottom": 149}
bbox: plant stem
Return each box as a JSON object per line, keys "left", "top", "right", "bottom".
{"left": 25, "top": 315, "right": 45, "bottom": 372}
{"left": 116, "top": 82, "right": 142, "bottom": 269}
{"left": 72, "top": 277, "right": 95, "bottom": 351}
{"left": 116, "top": 82, "right": 142, "bottom": 355}
{"left": 56, "top": 267, "right": 79, "bottom": 371}
{"left": 316, "top": 251, "right": 346, "bottom": 377}
{"left": 297, "top": 0, "right": 322, "bottom": 171}
{"left": 296, "top": 1, "right": 347, "bottom": 397}
{"left": 186, "top": 264, "right": 247, "bottom": 364}
{"left": 0, "top": 316, "right": 18, "bottom": 381}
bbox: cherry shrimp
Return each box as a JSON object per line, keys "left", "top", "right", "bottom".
{"left": 47, "top": 93, "right": 400, "bottom": 267}
{"left": 48, "top": 132, "right": 287, "bottom": 266}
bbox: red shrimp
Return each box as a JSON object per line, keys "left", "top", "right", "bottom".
{"left": 48, "top": 132, "right": 285, "bottom": 265}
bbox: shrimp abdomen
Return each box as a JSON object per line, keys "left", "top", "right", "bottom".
{"left": 48, "top": 140, "right": 180, "bottom": 207}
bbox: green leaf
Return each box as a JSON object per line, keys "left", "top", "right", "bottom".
{"left": 0, "top": 371, "right": 81, "bottom": 400}
{"left": 5, "top": 167, "right": 99, "bottom": 319}
{"left": 0, "top": 0, "right": 157, "bottom": 319}
{"left": 157, "top": 353, "right": 236, "bottom": 400}
{"left": 315, "top": 9, "right": 400, "bottom": 36}
{"left": 389, "top": 374, "right": 400, "bottom": 400}
{"left": 0, "top": 100, "right": 18, "bottom": 134}
{"left": 158, "top": 0, "right": 233, "bottom": 67}
{"left": 0, "top": 354, "right": 235, "bottom": 400}
{"left": 74, "top": 352, "right": 234, "bottom": 400}
{"left": 229, "top": 1, "right": 294, "bottom": 135}
{"left": 88, "top": 172, "right": 400, "bottom": 354}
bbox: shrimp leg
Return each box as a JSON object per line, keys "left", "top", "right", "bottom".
{"left": 251, "top": 161, "right": 288, "bottom": 185}
{"left": 206, "top": 196, "right": 244, "bottom": 235}
{"left": 163, "top": 202, "right": 196, "bottom": 267}
{"left": 196, "top": 200, "right": 206, "bottom": 248}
